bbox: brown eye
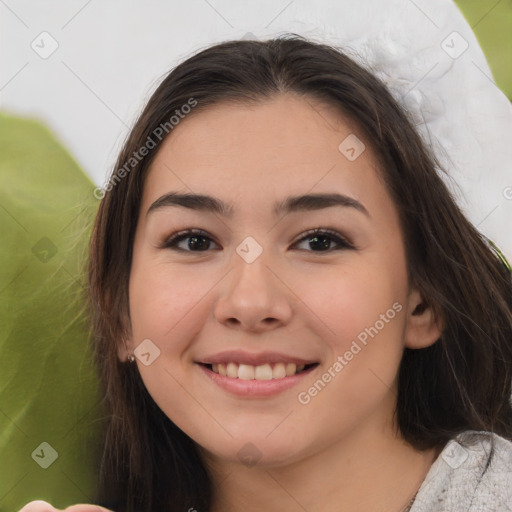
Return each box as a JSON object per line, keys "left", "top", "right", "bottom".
{"left": 293, "top": 228, "right": 354, "bottom": 252}
{"left": 162, "top": 229, "right": 219, "bottom": 252}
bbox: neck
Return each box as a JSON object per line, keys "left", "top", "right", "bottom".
{"left": 206, "top": 421, "right": 441, "bottom": 512}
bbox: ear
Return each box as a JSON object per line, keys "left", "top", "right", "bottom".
{"left": 117, "top": 308, "right": 134, "bottom": 361}
{"left": 117, "top": 337, "right": 134, "bottom": 362}
{"left": 404, "top": 288, "right": 444, "bottom": 349}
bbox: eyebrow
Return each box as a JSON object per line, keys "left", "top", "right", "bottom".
{"left": 146, "top": 192, "right": 370, "bottom": 218}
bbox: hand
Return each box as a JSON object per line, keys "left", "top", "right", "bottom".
{"left": 18, "top": 500, "right": 114, "bottom": 512}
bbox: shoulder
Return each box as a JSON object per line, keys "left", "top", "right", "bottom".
{"left": 412, "top": 431, "right": 512, "bottom": 512}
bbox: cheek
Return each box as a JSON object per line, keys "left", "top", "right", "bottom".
{"left": 127, "top": 261, "right": 217, "bottom": 434}
{"left": 280, "top": 263, "right": 407, "bottom": 458}
{"left": 295, "top": 260, "right": 407, "bottom": 402}
{"left": 297, "top": 261, "right": 405, "bottom": 346}
{"left": 128, "top": 258, "right": 212, "bottom": 342}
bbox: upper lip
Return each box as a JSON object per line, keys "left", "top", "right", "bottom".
{"left": 196, "top": 350, "right": 318, "bottom": 366}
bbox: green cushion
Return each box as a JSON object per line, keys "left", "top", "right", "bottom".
{"left": 455, "top": 0, "right": 512, "bottom": 100}
{"left": 0, "top": 113, "right": 105, "bottom": 511}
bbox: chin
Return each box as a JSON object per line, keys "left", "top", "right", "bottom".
{"left": 196, "top": 430, "right": 313, "bottom": 469}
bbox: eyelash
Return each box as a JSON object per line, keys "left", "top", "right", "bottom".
{"left": 160, "top": 227, "right": 355, "bottom": 253}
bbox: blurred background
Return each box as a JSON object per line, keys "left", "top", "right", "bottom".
{"left": 0, "top": 0, "right": 510, "bottom": 187}
{"left": 454, "top": 0, "right": 512, "bottom": 99}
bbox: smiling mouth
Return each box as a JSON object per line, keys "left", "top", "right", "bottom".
{"left": 200, "top": 362, "right": 319, "bottom": 380}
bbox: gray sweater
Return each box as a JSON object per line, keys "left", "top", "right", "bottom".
{"left": 410, "top": 431, "right": 512, "bottom": 511}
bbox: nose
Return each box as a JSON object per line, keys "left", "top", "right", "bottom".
{"left": 213, "top": 249, "right": 294, "bottom": 333}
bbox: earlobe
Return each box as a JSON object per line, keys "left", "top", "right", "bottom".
{"left": 404, "top": 289, "right": 444, "bottom": 349}
{"left": 117, "top": 309, "right": 134, "bottom": 361}
{"left": 105, "top": 290, "right": 134, "bottom": 361}
{"left": 118, "top": 338, "right": 134, "bottom": 361}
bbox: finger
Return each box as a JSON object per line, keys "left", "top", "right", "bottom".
{"left": 17, "top": 501, "right": 58, "bottom": 512}
{"left": 64, "top": 505, "right": 115, "bottom": 512}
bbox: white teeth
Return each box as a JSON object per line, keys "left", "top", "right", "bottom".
{"left": 272, "top": 362, "right": 286, "bottom": 379}
{"left": 285, "top": 363, "right": 297, "bottom": 376}
{"left": 227, "top": 362, "right": 238, "bottom": 378}
{"left": 254, "top": 364, "right": 273, "bottom": 380}
{"left": 210, "top": 361, "right": 309, "bottom": 379}
{"left": 238, "top": 364, "right": 255, "bottom": 380}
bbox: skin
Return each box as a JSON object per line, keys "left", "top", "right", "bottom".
{"left": 17, "top": 502, "right": 113, "bottom": 512}
{"left": 21, "top": 93, "right": 443, "bottom": 512}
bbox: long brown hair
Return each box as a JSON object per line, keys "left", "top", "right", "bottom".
{"left": 87, "top": 35, "right": 512, "bottom": 511}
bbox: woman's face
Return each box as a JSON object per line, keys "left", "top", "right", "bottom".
{"left": 125, "top": 93, "right": 434, "bottom": 468}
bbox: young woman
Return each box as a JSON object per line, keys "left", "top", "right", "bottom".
{"left": 20, "top": 35, "right": 512, "bottom": 512}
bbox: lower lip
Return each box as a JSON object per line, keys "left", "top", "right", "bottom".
{"left": 197, "top": 363, "right": 318, "bottom": 398}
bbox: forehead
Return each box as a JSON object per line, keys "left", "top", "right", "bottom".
{"left": 141, "top": 93, "right": 387, "bottom": 217}
{"left": 153, "top": 93, "right": 368, "bottom": 164}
